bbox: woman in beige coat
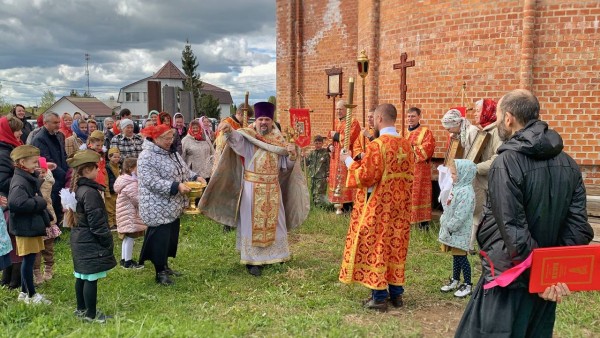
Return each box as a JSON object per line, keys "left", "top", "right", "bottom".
{"left": 182, "top": 119, "right": 214, "bottom": 182}
{"left": 114, "top": 158, "right": 146, "bottom": 269}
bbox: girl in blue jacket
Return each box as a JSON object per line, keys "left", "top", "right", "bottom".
{"left": 438, "top": 159, "right": 476, "bottom": 298}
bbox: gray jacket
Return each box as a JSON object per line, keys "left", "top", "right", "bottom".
{"left": 138, "top": 139, "right": 197, "bottom": 227}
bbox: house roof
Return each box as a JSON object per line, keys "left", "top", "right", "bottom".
{"left": 152, "top": 61, "right": 187, "bottom": 80}
{"left": 47, "top": 96, "right": 114, "bottom": 117}
{"left": 200, "top": 82, "right": 233, "bottom": 104}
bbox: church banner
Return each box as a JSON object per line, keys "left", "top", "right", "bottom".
{"left": 289, "top": 108, "right": 311, "bottom": 148}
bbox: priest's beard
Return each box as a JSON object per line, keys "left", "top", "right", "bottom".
{"left": 259, "top": 125, "right": 272, "bottom": 136}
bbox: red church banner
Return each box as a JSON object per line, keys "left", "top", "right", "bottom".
{"left": 289, "top": 108, "right": 311, "bottom": 148}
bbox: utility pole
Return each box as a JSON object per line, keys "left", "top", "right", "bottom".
{"left": 85, "top": 53, "right": 90, "bottom": 96}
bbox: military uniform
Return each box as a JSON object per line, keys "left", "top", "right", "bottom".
{"left": 305, "top": 148, "right": 330, "bottom": 206}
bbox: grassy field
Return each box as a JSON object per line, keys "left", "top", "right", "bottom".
{"left": 1, "top": 208, "right": 598, "bottom": 337}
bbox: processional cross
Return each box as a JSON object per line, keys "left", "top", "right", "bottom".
{"left": 393, "top": 52, "right": 415, "bottom": 137}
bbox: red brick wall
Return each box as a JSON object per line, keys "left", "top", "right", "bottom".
{"left": 276, "top": 0, "right": 600, "bottom": 186}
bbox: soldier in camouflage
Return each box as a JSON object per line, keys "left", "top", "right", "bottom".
{"left": 304, "top": 135, "right": 330, "bottom": 206}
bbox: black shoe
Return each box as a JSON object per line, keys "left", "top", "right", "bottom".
{"left": 389, "top": 295, "right": 403, "bottom": 308}
{"left": 84, "top": 311, "right": 112, "bottom": 324}
{"left": 119, "top": 259, "right": 125, "bottom": 267}
{"left": 122, "top": 260, "right": 144, "bottom": 270}
{"left": 418, "top": 221, "right": 430, "bottom": 231}
{"left": 164, "top": 266, "right": 182, "bottom": 277}
{"left": 223, "top": 225, "right": 235, "bottom": 233}
{"left": 246, "top": 265, "right": 262, "bottom": 277}
{"left": 155, "top": 271, "right": 174, "bottom": 286}
{"left": 363, "top": 298, "right": 388, "bottom": 312}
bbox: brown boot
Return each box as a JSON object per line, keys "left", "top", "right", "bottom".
{"left": 33, "top": 268, "right": 44, "bottom": 286}
{"left": 43, "top": 266, "right": 54, "bottom": 281}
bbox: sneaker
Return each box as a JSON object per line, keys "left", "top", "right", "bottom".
{"left": 25, "top": 293, "right": 51, "bottom": 305}
{"left": 440, "top": 279, "right": 460, "bottom": 292}
{"left": 454, "top": 284, "right": 472, "bottom": 298}
{"left": 74, "top": 309, "right": 86, "bottom": 318}
{"left": 17, "top": 292, "right": 28, "bottom": 302}
{"left": 84, "top": 311, "right": 112, "bottom": 324}
{"left": 122, "top": 260, "right": 145, "bottom": 270}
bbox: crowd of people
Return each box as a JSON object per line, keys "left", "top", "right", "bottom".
{"left": 0, "top": 89, "right": 594, "bottom": 335}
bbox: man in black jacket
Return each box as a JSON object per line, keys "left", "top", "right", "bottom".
{"left": 32, "top": 111, "right": 68, "bottom": 224}
{"left": 455, "top": 89, "right": 594, "bottom": 338}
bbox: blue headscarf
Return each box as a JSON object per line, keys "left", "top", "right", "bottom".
{"left": 71, "top": 118, "right": 89, "bottom": 142}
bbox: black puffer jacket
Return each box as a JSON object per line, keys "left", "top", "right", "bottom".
{"left": 0, "top": 141, "right": 16, "bottom": 197}
{"left": 70, "top": 178, "right": 116, "bottom": 274}
{"left": 478, "top": 120, "right": 594, "bottom": 288}
{"left": 8, "top": 168, "right": 50, "bottom": 237}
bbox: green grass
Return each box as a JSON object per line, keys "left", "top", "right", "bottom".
{"left": 1, "top": 208, "right": 598, "bottom": 337}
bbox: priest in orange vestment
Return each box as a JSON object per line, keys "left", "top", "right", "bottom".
{"left": 405, "top": 107, "right": 436, "bottom": 230}
{"left": 327, "top": 100, "right": 361, "bottom": 210}
{"left": 339, "top": 104, "right": 414, "bottom": 312}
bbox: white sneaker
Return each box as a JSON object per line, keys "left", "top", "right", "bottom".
{"left": 454, "top": 284, "right": 472, "bottom": 298}
{"left": 25, "top": 293, "right": 51, "bottom": 305}
{"left": 440, "top": 279, "right": 460, "bottom": 292}
{"left": 17, "top": 292, "right": 28, "bottom": 302}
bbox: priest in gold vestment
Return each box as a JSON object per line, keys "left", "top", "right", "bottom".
{"left": 339, "top": 104, "right": 414, "bottom": 312}
{"left": 405, "top": 107, "right": 436, "bottom": 230}
{"left": 327, "top": 100, "right": 362, "bottom": 210}
{"left": 200, "top": 102, "right": 309, "bottom": 277}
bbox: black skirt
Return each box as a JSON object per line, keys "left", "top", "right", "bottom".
{"left": 139, "top": 218, "right": 180, "bottom": 267}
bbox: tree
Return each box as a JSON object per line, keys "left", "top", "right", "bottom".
{"left": 268, "top": 95, "right": 276, "bottom": 107}
{"left": 181, "top": 41, "right": 203, "bottom": 115}
{"left": 70, "top": 89, "right": 80, "bottom": 97}
{"left": 198, "top": 93, "right": 221, "bottom": 119}
{"left": 39, "top": 90, "right": 56, "bottom": 112}
{"left": 230, "top": 103, "right": 237, "bottom": 115}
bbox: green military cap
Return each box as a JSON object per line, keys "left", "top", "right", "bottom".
{"left": 10, "top": 145, "right": 40, "bottom": 162}
{"left": 89, "top": 130, "right": 105, "bottom": 140}
{"left": 67, "top": 149, "right": 101, "bottom": 168}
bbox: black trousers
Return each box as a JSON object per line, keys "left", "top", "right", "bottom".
{"left": 454, "top": 276, "right": 557, "bottom": 338}
{"left": 139, "top": 218, "right": 180, "bottom": 273}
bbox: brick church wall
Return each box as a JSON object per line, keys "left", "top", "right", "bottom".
{"left": 276, "top": 0, "right": 600, "bottom": 186}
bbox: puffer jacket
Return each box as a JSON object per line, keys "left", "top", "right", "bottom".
{"left": 439, "top": 160, "right": 476, "bottom": 251}
{"left": 114, "top": 174, "right": 147, "bottom": 234}
{"left": 478, "top": 119, "right": 594, "bottom": 288}
{"left": 0, "top": 141, "right": 16, "bottom": 197}
{"left": 70, "top": 178, "right": 116, "bottom": 274}
{"left": 138, "top": 139, "right": 197, "bottom": 227}
{"left": 8, "top": 168, "right": 50, "bottom": 237}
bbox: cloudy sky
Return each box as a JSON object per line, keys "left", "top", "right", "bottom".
{"left": 0, "top": 0, "right": 276, "bottom": 107}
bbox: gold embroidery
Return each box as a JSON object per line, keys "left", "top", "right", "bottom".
{"left": 249, "top": 147, "right": 280, "bottom": 247}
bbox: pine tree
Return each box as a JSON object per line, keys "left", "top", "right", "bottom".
{"left": 181, "top": 40, "right": 202, "bottom": 115}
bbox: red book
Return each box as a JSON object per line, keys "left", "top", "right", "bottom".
{"left": 529, "top": 245, "right": 600, "bottom": 293}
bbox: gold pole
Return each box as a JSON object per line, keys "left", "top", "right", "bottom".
{"left": 333, "top": 77, "right": 356, "bottom": 215}
{"left": 242, "top": 91, "right": 249, "bottom": 127}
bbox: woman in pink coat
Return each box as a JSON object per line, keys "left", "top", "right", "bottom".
{"left": 114, "top": 158, "right": 147, "bottom": 269}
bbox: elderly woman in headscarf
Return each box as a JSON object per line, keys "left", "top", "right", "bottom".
{"left": 157, "top": 112, "right": 182, "bottom": 154}
{"left": 147, "top": 110, "right": 159, "bottom": 127}
{"left": 65, "top": 118, "right": 89, "bottom": 158}
{"left": 137, "top": 123, "right": 205, "bottom": 285}
{"left": 58, "top": 113, "right": 73, "bottom": 139}
{"left": 182, "top": 119, "right": 214, "bottom": 183}
{"left": 199, "top": 116, "right": 215, "bottom": 143}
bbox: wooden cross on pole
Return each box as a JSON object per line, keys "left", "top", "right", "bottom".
{"left": 393, "top": 52, "right": 415, "bottom": 136}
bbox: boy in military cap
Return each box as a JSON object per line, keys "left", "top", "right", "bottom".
{"left": 66, "top": 150, "right": 116, "bottom": 323}
{"left": 304, "top": 135, "right": 330, "bottom": 206}
{"left": 8, "top": 145, "right": 52, "bottom": 304}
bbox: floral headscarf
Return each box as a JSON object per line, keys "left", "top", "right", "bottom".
{"left": 199, "top": 116, "right": 214, "bottom": 142}
{"left": 479, "top": 99, "right": 497, "bottom": 128}
{"left": 441, "top": 109, "right": 471, "bottom": 147}
{"left": 187, "top": 120, "right": 204, "bottom": 141}
{"left": 71, "top": 118, "right": 89, "bottom": 142}
{"left": 59, "top": 113, "right": 73, "bottom": 138}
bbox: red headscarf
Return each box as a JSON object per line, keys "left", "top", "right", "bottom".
{"left": 0, "top": 117, "right": 23, "bottom": 148}
{"left": 36, "top": 114, "right": 44, "bottom": 128}
{"left": 141, "top": 124, "right": 171, "bottom": 140}
{"left": 157, "top": 112, "right": 172, "bottom": 126}
{"left": 187, "top": 120, "right": 204, "bottom": 141}
{"left": 112, "top": 121, "right": 120, "bottom": 135}
{"left": 479, "top": 99, "right": 497, "bottom": 128}
{"left": 59, "top": 113, "right": 73, "bottom": 138}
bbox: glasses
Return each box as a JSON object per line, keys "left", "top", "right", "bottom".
{"left": 159, "top": 135, "right": 175, "bottom": 141}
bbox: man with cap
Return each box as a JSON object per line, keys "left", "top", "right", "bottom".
{"left": 110, "top": 118, "right": 143, "bottom": 161}
{"left": 200, "top": 102, "right": 309, "bottom": 276}
{"left": 303, "top": 135, "right": 330, "bottom": 206}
